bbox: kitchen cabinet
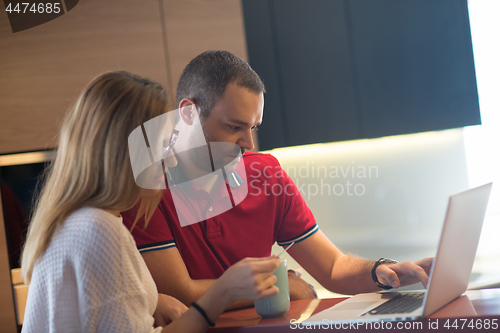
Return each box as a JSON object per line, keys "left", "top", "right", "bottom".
{"left": 242, "top": 0, "right": 480, "bottom": 150}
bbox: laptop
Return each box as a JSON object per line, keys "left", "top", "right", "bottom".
{"left": 303, "top": 183, "right": 492, "bottom": 325}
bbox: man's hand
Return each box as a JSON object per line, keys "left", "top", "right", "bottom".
{"left": 375, "top": 257, "right": 434, "bottom": 289}
{"left": 288, "top": 269, "right": 318, "bottom": 300}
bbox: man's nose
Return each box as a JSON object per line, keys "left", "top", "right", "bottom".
{"left": 237, "top": 129, "right": 254, "bottom": 151}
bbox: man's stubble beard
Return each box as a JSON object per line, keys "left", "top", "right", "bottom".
{"left": 186, "top": 118, "right": 243, "bottom": 176}
{"left": 186, "top": 120, "right": 214, "bottom": 175}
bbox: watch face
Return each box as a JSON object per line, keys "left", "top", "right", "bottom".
{"left": 381, "top": 259, "right": 398, "bottom": 265}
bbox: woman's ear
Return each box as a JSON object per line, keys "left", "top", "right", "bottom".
{"left": 178, "top": 98, "right": 198, "bottom": 125}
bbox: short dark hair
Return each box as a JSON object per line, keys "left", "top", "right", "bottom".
{"left": 175, "top": 50, "right": 265, "bottom": 119}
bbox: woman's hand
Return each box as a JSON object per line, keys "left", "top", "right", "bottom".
{"left": 154, "top": 293, "right": 189, "bottom": 327}
{"left": 159, "top": 257, "right": 281, "bottom": 333}
{"left": 215, "top": 257, "right": 282, "bottom": 303}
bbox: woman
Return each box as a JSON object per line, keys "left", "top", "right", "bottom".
{"left": 21, "top": 71, "right": 280, "bottom": 332}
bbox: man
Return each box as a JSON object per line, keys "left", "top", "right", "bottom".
{"left": 123, "top": 50, "right": 432, "bottom": 310}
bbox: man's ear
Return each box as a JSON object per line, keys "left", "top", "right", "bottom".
{"left": 178, "top": 98, "right": 198, "bottom": 125}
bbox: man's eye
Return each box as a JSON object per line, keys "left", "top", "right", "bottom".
{"left": 252, "top": 126, "right": 259, "bottom": 131}
{"left": 230, "top": 125, "right": 241, "bottom": 130}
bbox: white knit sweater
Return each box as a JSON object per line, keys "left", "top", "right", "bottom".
{"left": 22, "top": 207, "right": 163, "bottom": 333}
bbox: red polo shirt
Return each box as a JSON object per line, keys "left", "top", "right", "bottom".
{"left": 122, "top": 152, "right": 318, "bottom": 280}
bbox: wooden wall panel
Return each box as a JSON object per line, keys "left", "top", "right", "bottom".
{"left": 0, "top": 0, "right": 169, "bottom": 155}
{"left": 0, "top": 190, "right": 16, "bottom": 333}
{"left": 0, "top": 1, "right": 251, "bottom": 329}
{"left": 160, "top": 0, "right": 257, "bottom": 148}
{"left": 161, "top": 0, "right": 248, "bottom": 97}
{"left": 0, "top": 0, "right": 169, "bottom": 330}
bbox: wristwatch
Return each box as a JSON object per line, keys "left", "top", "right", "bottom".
{"left": 372, "top": 258, "right": 398, "bottom": 290}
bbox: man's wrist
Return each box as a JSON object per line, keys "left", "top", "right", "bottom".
{"left": 371, "top": 258, "right": 398, "bottom": 290}
{"left": 287, "top": 271, "right": 318, "bottom": 300}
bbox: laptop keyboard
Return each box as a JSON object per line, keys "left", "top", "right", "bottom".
{"left": 362, "top": 292, "right": 425, "bottom": 315}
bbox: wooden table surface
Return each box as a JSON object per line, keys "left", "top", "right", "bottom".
{"left": 208, "top": 289, "right": 500, "bottom": 332}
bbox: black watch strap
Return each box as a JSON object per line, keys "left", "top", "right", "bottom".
{"left": 372, "top": 258, "right": 398, "bottom": 290}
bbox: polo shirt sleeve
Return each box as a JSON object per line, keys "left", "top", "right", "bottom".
{"left": 121, "top": 204, "right": 176, "bottom": 254}
{"left": 267, "top": 155, "right": 319, "bottom": 247}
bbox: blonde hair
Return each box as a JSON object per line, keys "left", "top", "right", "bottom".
{"left": 21, "top": 71, "right": 168, "bottom": 284}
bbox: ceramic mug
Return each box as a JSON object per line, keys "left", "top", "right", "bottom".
{"left": 254, "top": 258, "right": 290, "bottom": 318}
